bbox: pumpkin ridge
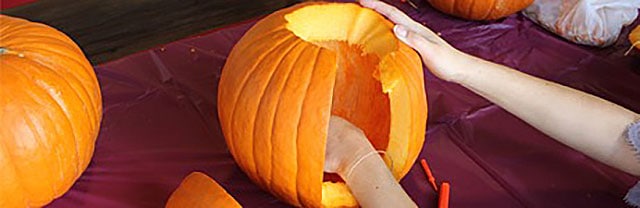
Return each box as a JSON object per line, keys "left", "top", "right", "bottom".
{"left": 394, "top": 51, "right": 420, "bottom": 176}
{"left": 15, "top": 52, "right": 95, "bottom": 131}
{"left": 16, "top": 42, "right": 99, "bottom": 100}
{"left": 224, "top": 31, "right": 295, "bottom": 170}
{"left": 452, "top": 0, "right": 463, "bottom": 17}
{"left": 3, "top": 67, "right": 58, "bottom": 206}
{"left": 233, "top": 27, "right": 287, "bottom": 55}
{"left": 33, "top": 81, "right": 83, "bottom": 183}
{"left": 266, "top": 43, "right": 320, "bottom": 206}
{"left": 5, "top": 60, "right": 83, "bottom": 183}
{"left": 4, "top": 33, "right": 82, "bottom": 51}
{"left": 250, "top": 38, "right": 304, "bottom": 189}
{"left": 482, "top": 0, "right": 498, "bottom": 20}
{"left": 14, "top": 59, "right": 91, "bottom": 175}
{"left": 15, "top": 42, "right": 95, "bottom": 78}
{"left": 0, "top": 21, "right": 35, "bottom": 39}
{"left": 22, "top": 114, "right": 66, "bottom": 205}
{"left": 33, "top": 79, "right": 84, "bottom": 180}
{"left": 399, "top": 48, "right": 427, "bottom": 166}
{"left": 0, "top": 134, "right": 29, "bottom": 207}
{"left": 467, "top": 0, "right": 476, "bottom": 19}
{"left": 0, "top": 21, "right": 75, "bottom": 42}
{"left": 21, "top": 47, "right": 100, "bottom": 129}
{"left": 231, "top": 36, "right": 300, "bottom": 183}
{"left": 294, "top": 46, "right": 323, "bottom": 207}
{"left": 0, "top": 83, "right": 40, "bottom": 206}
{"left": 10, "top": 34, "right": 81, "bottom": 56}
{"left": 264, "top": 40, "right": 308, "bottom": 192}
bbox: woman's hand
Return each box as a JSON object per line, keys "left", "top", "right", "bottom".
{"left": 324, "top": 116, "right": 417, "bottom": 208}
{"left": 324, "top": 116, "right": 375, "bottom": 174}
{"left": 359, "top": 0, "right": 477, "bottom": 83}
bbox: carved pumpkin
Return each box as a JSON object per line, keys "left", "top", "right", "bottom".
{"left": 427, "top": 0, "right": 534, "bottom": 20}
{"left": 0, "top": 15, "right": 102, "bottom": 207}
{"left": 218, "top": 2, "right": 427, "bottom": 207}
{"left": 165, "top": 172, "right": 241, "bottom": 208}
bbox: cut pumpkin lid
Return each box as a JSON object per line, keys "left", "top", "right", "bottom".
{"left": 165, "top": 172, "right": 241, "bottom": 208}
{"left": 285, "top": 3, "right": 398, "bottom": 58}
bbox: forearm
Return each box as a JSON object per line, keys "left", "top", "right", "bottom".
{"left": 337, "top": 150, "right": 416, "bottom": 208}
{"left": 455, "top": 53, "right": 640, "bottom": 175}
{"left": 326, "top": 116, "right": 416, "bottom": 208}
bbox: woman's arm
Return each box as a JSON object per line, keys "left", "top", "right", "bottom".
{"left": 360, "top": 0, "right": 640, "bottom": 175}
{"left": 458, "top": 53, "right": 640, "bottom": 175}
{"left": 325, "top": 116, "right": 417, "bottom": 208}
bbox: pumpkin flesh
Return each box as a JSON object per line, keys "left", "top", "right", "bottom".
{"left": 218, "top": 3, "right": 427, "bottom": 207}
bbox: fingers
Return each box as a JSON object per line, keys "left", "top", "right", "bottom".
{"left": 359, "top": 0, "right": 416, "bottom": 26}
{"left": 394, "top": 25, "right": 438, "bottom": 55}
{"left": 360, "top": 0, "right": 445, "bottom": 45}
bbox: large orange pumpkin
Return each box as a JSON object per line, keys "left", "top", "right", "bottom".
{"left": 0, "top": 15, "right": 102, "bottom": 207}
{"left": 165, "top": 172, "right": 242, "bottom": 208}
{"left": 218, "top": 2, "right": 427, "bottom": 207}
{"left": 427, "top": 0, "right": 534, "bottom": 20}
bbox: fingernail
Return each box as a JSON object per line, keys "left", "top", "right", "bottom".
{"left": 394, "top": 25, "right": 408, "bottom": 38}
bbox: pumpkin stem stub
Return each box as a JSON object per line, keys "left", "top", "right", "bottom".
{"left": 0, "top": 47, "right": 25, "bottom": 57}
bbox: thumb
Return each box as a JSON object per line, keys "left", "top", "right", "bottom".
{"left": 393, "top": 25, "right": 438, "bottom": 56}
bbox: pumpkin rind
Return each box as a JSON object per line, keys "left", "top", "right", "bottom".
{"left": 428, "top": 0, "right": 534, "bottom": 20}
{"left": 630, "top": 25, "right": 640, "bottom": 50}
{"left": 218, "top": 2, "right": 427, "bottom": 207}
{"left": 0, "top": 15, "right": 102, "bottom": 207}
{"left": 165, "top": 172, "right": 242, "bottom": 208}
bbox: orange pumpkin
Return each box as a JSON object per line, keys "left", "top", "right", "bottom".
{"left": 630, "top": 25, "right": 640, "bottom": 50}
{"left": 218, "top": 2, "right": 427, "bottom": 207}
{"left": 427, "top": 0, "right": 534, "bottom": 20}
{"left": 165, "top": 172, "right": 242, "bottom": 208}
{"left": 0, "top": 15, "right": 102, "bottom": 207}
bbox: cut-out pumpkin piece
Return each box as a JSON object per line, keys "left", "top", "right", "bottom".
{"left": 218, "top": 2, "right": 427, "bottom": 207}
{"left": 0, "top": 15, "right": 102, "bottom": 207}
{"left": 427, "top": 0, "right": 533, "bottom": 20}
{"left": 165, "top": 172, "right": 241, "bottom": 208}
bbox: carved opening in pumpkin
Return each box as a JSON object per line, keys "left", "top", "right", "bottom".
{"left": 321, "top": 41, "right": 391, "bottom": 184}
{"left": 285, "top": 2, "right": 394, "bottom": 185}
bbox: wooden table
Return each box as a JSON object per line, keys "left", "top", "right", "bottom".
{"left": 3, "top": 0, "right": 301, "bottom": 64}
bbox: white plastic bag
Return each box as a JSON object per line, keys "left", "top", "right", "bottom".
{"left": 524, "top": 0, "right": 640, "bottom": 47}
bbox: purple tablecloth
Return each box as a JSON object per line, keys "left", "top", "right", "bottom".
{"left": 47, "top": 1, "right": 640, "bottom": 207}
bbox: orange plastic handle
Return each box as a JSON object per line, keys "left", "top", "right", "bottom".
{"left": 438, "top": 182, "right": 450, "bottom": 208}
{"left": 420, "top": 159, "right": 438, "bottom": 192}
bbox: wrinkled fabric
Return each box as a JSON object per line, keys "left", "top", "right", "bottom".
{"left": 47, "top": 1, "right": 640, "bottom": 207}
